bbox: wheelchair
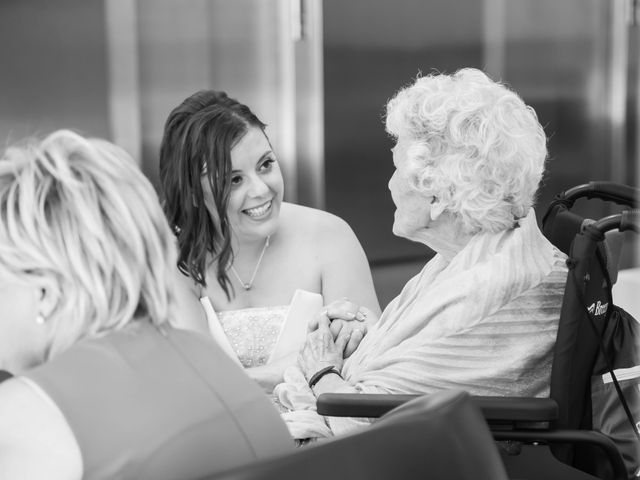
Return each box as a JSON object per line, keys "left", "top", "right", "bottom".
{"left": 206, "top": 390, "right": 508, "bottom": 480}
{"left": 316, "top": 181, "right": 640, "bottom": 480}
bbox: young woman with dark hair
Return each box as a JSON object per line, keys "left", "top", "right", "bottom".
{"left": 159, "top": 90, "right": 380, "bottom": 392}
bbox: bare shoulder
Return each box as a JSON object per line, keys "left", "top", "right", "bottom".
{"left": 278, "top": 202, "right": 364, "bottom": 259}
{"left": 279, "top": 202, "right": 355, "bottom": 239}
{"left": 279, "top": 203, "right": 380, "bottom": 313}
{"left": 0, "top": 378, "right": 82, "bottom": 479}
{"left": 280, "top": 204, "right": 381, "bottom": 313}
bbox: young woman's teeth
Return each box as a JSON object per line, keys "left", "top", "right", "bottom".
{"left": 244, "top": 201, "right": 271, "bottom": 218}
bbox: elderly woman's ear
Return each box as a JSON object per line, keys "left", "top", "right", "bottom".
{"left": 429, "top": 196, "right": 446, "bottom": 222}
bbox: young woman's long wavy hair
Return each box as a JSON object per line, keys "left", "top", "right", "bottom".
{"left": 159, "top": 90, "right": 266, "bottom": 299}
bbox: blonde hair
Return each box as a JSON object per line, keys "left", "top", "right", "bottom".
{"left": 0, "top": 130, "right": 177, "bottom": 360}
{"left": 385, "top": 68, "right": 548, "bottom": 234}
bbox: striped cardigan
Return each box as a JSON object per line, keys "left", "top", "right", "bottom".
{"left": 275, "top": 209, "right": 568, "bottom": 439}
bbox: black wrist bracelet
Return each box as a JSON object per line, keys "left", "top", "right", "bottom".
{"left": 308, "top": 365, "right": 342, "bottom": 388}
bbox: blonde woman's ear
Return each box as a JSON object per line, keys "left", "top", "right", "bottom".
{"left": 37, "top": 279, "right": 61, "bottom": 320}
{"left": 430, "top": 196, "right": 446, "bottom": 221}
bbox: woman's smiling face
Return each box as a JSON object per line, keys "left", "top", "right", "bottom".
{"left": 202, "top": 126, "right": 284, "bottom": 243}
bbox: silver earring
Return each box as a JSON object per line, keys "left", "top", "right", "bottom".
{"left": 35, "top": 315, "right": 45, "bottom": 325}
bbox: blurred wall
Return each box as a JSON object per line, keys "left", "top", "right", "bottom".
{"left": 323, "top": 0, "right": 484, "bottom": 264}
{"left": 324, "top": 0, "right": 480, "bottom": 48}
{"left": 136, "top": 0, "right": 322, "bottom": 204}
{"left": 322, "top": 0, "right": 639, "bottom": 271}
{"left": 0, "top": 0, "right": 110, "bottom": 144}
{"left": 0, "top": 0, "right": 319, "bottom": 204}
{"left": 1, "top": 0, "right": 636, "bottom": 277}
{"left": 137, "top": 0, "right": 297, "bottom": 191}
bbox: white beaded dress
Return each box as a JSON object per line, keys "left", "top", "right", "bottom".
{"left": 199, "top": 289, "right": 323, "bottom": 367}
{"left": 217, "top": 305, "right": 289, "bottom": 368}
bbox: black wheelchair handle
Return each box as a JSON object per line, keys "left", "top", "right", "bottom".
{"left": 619, "top": 209, "right": 640, "bottom": 233}
{"left": 584, "top": 210, "right": 640, "bottom": 239}
{"left": 562, "top": 181, "right": 638, "bottom": 207}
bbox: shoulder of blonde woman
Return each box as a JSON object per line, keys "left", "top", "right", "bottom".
{"left": 0, "top": 378, "right": 82, "bottom": 479}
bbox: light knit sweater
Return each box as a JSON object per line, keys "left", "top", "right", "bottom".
{"left": 275, "top": 209, "right": 568, "bottom": 439}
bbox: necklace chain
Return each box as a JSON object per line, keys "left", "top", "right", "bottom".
{"left": 229, "top": 236, "right": 271, "bottom": 291}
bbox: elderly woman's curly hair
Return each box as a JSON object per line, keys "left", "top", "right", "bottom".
{"left": 385, "top": 68, "right": 547, "bottom": 234}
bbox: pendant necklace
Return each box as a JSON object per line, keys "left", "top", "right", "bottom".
{"left": 229, "top": 236, "right": 271, "bottom": 291}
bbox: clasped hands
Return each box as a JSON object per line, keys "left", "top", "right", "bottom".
{"left": 298, "top": 298, "right": 374, "bottom": 382}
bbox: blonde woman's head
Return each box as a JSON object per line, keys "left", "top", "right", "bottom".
{"left": 0, "top": 130, "right": 177, "bottom": 368}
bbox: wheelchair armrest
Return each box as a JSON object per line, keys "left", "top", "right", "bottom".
{"left": 316, "top": 393, "right": 558, "bottom": 423}
{"left": 317, "top": 393, "right": 418, "bottom": 417}
{"left": 474, "top": 396, "right": 558, "bottom": 423}
{"left": 316, "top": 394, "right": 627, "bottom": 479}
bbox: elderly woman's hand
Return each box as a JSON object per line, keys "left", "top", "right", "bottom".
{"left": 334, "top": 322, "right": 366, "bottom": 358}
{"left": 298, "top": 316, "right": 348, "bottom": 382}
{"left": 308, "top": 298, "right": 373, "bottom": 357}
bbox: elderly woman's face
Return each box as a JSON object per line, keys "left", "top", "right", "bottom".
{"left": 388, "top": 137, "right": 433, "bottom": 241}
{"left": 0, "top": 276, "right": 46, "bottom": 371}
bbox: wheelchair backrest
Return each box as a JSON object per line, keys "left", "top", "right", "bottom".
{"left": 541, "top": 182, "right": 639, "bottom": 471}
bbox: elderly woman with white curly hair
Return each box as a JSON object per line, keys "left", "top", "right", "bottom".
{"left": 274, "top": 68, "right": 569, "bottom": 440}
{"left": 0, "top": 130, "right": 291, "bottom": 479}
